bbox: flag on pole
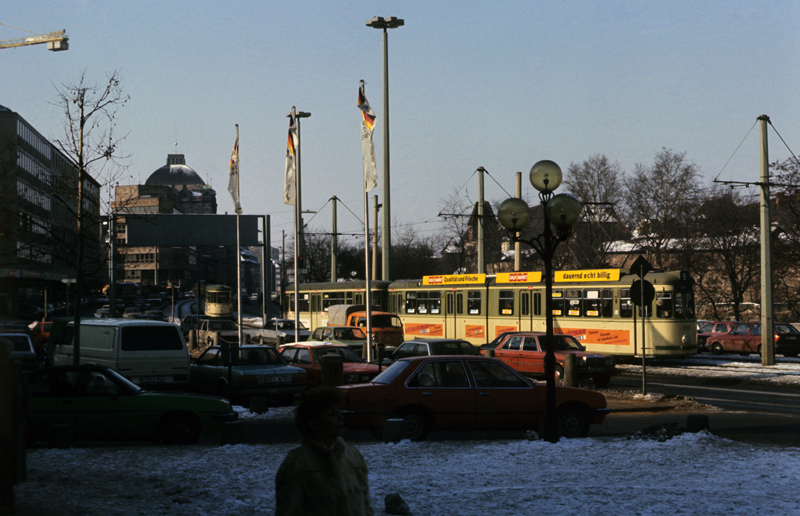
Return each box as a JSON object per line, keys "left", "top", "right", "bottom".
{"left": 284, "top": 113, "right": 298, "bottom": 205}
{"left": 358, "top": 83, "right": 378, "bottom": 192}
{"left": 228, "top": 124, "right": 242, "bottom": 215}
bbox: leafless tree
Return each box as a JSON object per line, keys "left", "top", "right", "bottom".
{"left": 564, "top": 154, "right": 628, "bottom": 267}
{"left": 50, "top": 69, "right": 130, "bottom": 363}
{"left": 625, "top": 148, "right": 702, "bottom": 268}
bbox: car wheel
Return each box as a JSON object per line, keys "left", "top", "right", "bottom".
{"left": 593, "top": 374, "right": 611, "bottom": 388}
{"left": 397, "top": 411, "right": 430, "bottom": 441}
{"left": 710, "top": 343, "right": 724, "bottom": 355}
{"left": 159, "top": 413, "right": 201, "bottom": 445}
{"left": 558, "top": 406, "right": 590, "bottom": 438}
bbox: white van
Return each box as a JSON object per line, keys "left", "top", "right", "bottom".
{"left": 53, "top": 319, "right": 190, "bottom": 389}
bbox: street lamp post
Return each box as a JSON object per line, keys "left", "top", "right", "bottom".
{"left": 366, "top": 16, "right": 403, "bottom": 281}
{"left": 497, "top": 160, "right": 582, "bottom": 443}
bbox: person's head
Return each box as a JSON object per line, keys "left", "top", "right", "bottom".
{"left": 295, "top": 386, "right": 345, "bottom": 444}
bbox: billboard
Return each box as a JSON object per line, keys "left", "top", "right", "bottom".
{"left": 124, "top": 214, "right": 264, "bottom": 246}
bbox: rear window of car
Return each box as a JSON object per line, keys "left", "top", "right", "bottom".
{"left": 3, "top": 335, "right": 33, "bottom": 352}
{"left": 371, "top": 360, "right": 411, "bottom": 384}
{"left": 776, "top": 324, "right": 800, "bottom": 335}
{"left": 121, "top": 325, "right": 184, "bottom": 351}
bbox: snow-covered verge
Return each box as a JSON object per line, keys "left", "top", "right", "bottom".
{"left": 14, "top": 431, "right": 800, "bottom": 515}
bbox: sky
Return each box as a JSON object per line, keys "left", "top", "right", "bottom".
{"left": 13, "top": 355, "right": 800, "bottom": 515}
{"left": 3, "top": 1, "right": 799, "bottom": 249}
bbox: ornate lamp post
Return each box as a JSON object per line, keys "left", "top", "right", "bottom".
{"left": 497, "top": 160, "right": 582, "bottom": 443}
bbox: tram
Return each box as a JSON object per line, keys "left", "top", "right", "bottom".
{"left": 204, "top": 284, "right": 233, "bottom": 318}
{"left": 284, "top": 269, "right": 697, "bottom": 359}
{"left": 389, "top": 269, "right": 697, "bottom": 358}
{"left": 283, "top": 281, "right": 392, "bottom": 329}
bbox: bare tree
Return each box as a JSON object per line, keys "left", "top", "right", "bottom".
{"left": 50, "top": 69, "right": 129, "bottom": 364}
{"left": 624, "top": 148, "right": 701, "bottom": 268}
{"left": 564, "top": 154, "right": 628, "bottom": 267}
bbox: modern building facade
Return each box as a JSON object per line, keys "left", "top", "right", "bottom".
{"left": 0, "top": 105, "right": 102, "bottom": 319}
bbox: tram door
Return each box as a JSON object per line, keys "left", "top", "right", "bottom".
{"left": 445, "top": 291, "right": 457, "bottom": 339}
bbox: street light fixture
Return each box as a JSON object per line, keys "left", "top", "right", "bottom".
{"left": 366, "top": 16, "right": 404, "bottom": 281}
{"left": 497, "top": 160, "right": 582, "bottom": 443}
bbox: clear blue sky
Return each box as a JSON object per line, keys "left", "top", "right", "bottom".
{"left": 3, "top": 1, "right": 799, "bottom": 247}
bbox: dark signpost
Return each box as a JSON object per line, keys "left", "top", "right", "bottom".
{"left": 630, "top": 256, "right": 653, "bottom": 394}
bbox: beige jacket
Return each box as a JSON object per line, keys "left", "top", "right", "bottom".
{"left": 275, "top": 437, "right": 374, "bottom": 516}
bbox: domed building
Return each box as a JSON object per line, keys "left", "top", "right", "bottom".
{"left": 111, "top": 154, "right": 219, "bottom": 289}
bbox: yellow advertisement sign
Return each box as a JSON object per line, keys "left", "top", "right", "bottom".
{"left": 555, "top": 269, "right": 621, "bottom": 282}
{"left": 495, "top": 271, "right": 543, "bottom": 283}
{"left": 423, "top": 274, "right": 486, "bottom": 286}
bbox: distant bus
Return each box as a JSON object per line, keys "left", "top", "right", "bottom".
{"left": 205, "top": 284, "right": 233, "bottom": 318}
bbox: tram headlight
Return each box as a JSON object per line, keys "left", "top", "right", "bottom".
{"left": 681, "top": 334, "right": 691, "bottom": 346}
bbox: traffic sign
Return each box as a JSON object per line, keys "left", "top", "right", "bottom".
{"left": 630, "top": 255, "right": 653, "bottom": 278}
{"left": 630, "top": 279, "right": 655, "bottom": 306}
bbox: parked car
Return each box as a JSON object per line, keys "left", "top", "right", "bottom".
{"left": 309, "top": 326, "right": 368, "bottom": 352}
{"left": 264, "top": 318, "right": 312, "bottom": 343}
{"left": 180, "top": 314, "right": 211, "bottom": 336}
{"left": 697, "top": 321, "right": 741, "bottom": 353}
{"left": 24, "top": 364, "right": 237, "bottom": 445}
{"left": 28, "top": 320, "right": 53, "bottom": 349}
{"left": 279, "top": 343, "right": 382, "bottom": 385}
{"left": 140, "top": 310, "right": 168, "bottom": 321}
{"left": 122, "top": 307, "right": 142, "bottom": 319}
{"left": 479, "top": 332, "right": 616, "bottom": 387}
{"left": 1, "top": 330, "right": 39, "bottom": 370}
{"left": 706, "top": 322, "right": 800, "bottom": 357}
{"left": 391, "top": 339, "right": 480, "bottom": 360}
{"left": 189, "top": 344, "right": 308, "bottom": 406}
{"left": 339, "top": 355, "right": 609, "bottom": 441}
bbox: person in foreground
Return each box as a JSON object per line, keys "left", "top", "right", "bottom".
{"left": 275, "top": 386, "right": 374, "bottom": 516}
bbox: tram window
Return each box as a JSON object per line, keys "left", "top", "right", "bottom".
{"left": 656, "top": 292, "right": 673, "bottom": 318}
{"left": 467, "top": 290, "right": 481, "bottom": 315}
{"left": 551, "top": 290, "right": 564, "bottom": 316}
{"left": 675, "top": 291, "right": 694, "bottom": 318}
{"left": 521, "top": 292, "right": 530, "bottom": 316}
{"left": 499, "top": 290, "right": 514, "bottom": 315}
{"left": 584, "top": 290, "right": 601, "bottom": 317}
{"left": 602, "top": 289, "right": 614, "bottom": 318}
{"left": 533, "top": 292, "right": 541, "bottom": 316}
{"left": 457, "top": 293, "right": 464, "bottom": 315}
{"left": 352, "top": 293, "right": 360, "bottom": 305}
{"left": 311, "top": 295, "right": 320, "bottom": 313}
{"left": 405, "top": 291, "right": 417, "bottom": 314}
{"left": 446, "top": 294, "right": 454, "bottom": 315}
{"left": 429, "top": 291, "right": 441, "bottom": 314}
{"left": 417, "top": 291, "right": 430, "bottom": 314}
{"left": 620, "top": 289, "right": 633, "bottom": 318}
{"left": 299, "top": 294, "right": 310, "bottom": 312}
{"left": 565, "top": 289, "right": 582, "bottom": 317}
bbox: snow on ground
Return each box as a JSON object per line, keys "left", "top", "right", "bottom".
{"left": 13, "top": 355, "right": 800, "bottom": 515}
{"left": 14, "top": 431, "right": 800, "bottom": 515}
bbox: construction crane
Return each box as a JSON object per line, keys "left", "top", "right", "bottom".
{"left": 0, "top": 25, "right": 68, "bottom": 51}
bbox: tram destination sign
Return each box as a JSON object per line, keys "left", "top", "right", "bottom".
{"left": 555, "top": 269, "right": 621, "bottom": 282}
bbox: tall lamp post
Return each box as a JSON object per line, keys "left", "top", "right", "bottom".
{"left": 366, "top": 16, "right": 403, "bottom": 281}
{"left": 497, "top": 160, "right": 582, "bottom": 443}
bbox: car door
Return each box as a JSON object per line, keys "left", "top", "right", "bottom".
{"left": 516, "top": 336, "right": 545, "bottom": 375}
{"left": 744, "top": 324, "right": 761, "bottom": 353}
{"left": 466, "top": 359, "right": 539, "bottom": 430}
{"left": 410, "top": 360, "right": 476, "bottom": 430}
{"left": 493, "top": 335, "right": 523, "bottom": 368}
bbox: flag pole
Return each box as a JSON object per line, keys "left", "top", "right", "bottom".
{"left": 359, "top": 80, "right": 377, "bottom": 363}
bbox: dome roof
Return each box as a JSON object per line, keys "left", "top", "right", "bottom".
{"left": 145, "top": 154, "right": 205, "bottom": 186}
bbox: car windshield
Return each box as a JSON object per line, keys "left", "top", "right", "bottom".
{"left": 776, "top": 324, "right": 800, "bottom": 335}
{"left": 333, "top": 328, "right": 366, "bottom": 340}
{"left": 2, "top": 334, "right": 32, "bottom": 352}
{"left": 309, "top": 347, "right": 363, "bottom": 363}
{"left": 238, "top": 347, "right": 285, "bottom": 365}
{"left": 371, "top": 314, "right": 402, "bottom": 328}
{"left": 371, "top": 360, "right": 411, "bottom": 384}
{"left": 551, "top": 335, "right": 584, "bottom": 351}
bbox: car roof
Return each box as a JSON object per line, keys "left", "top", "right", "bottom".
{"left": 283, "top": 342, "right": 347, "bottom": 348}
{"left": 68, "top": 319, "right": 177, "bottom": 327}
{"left": 403, "top": 338, "right": 471, "bottom": 344}
{"left": 397, "top": 355, "right": 497, "bottom": 363}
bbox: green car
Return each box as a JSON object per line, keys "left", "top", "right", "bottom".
{"left": 25, "top": 364, "right": 238, "bottom": 445}
{"left": 309, "top": 326, "right": 369, "bottom": 353}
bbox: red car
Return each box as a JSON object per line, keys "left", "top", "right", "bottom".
{"left": 696, "top": 321, "right": 741, "bottom": 353}
{"left": 279, "top": 343, "right": 382, "bottom": 385}
{"left": 706, "top": 322, "right": 800, "bottom": 357}
{"left": 480, "top": 332, "right": 615, "bottom": 387}
{"left": 338, "top": 355, "right": 609, "bottom": 440}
